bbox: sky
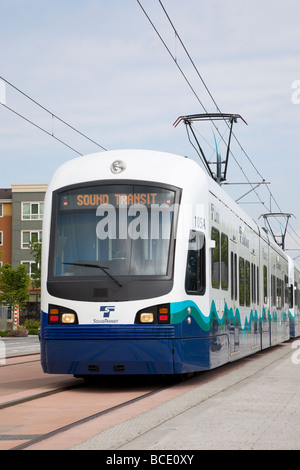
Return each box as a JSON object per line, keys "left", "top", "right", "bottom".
{"left": 1, "top": 0, "right": 300, "bottom": 255}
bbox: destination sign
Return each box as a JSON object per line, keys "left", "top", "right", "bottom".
{"left": 59, "top": 186, "right": 174, "bottom": 211}
{"left": 76, "top": 193, "right": 158, "bottom": 207}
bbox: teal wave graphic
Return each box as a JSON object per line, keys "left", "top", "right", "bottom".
{"left": 170, "top": 300, "right": 288, "bottom": 332}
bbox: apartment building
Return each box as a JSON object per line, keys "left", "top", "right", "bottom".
{"left": 11, "top": 184, "right": 47, "bottom": 323}
{"left": 0, "top": 188, "right": 12, "bottom": 266}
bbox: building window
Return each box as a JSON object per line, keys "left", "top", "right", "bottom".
{"left": 21, "top": 261, "right": 38, "bottom": 279}
{"left": 0, "top": 231, "right": 2, "bottom": 245}
{"left": 0, "top": 204, "right": 2, "bottom": 217}
{"left": 22, "top": 202, "right": 44, "bottom": 220}
{"left": 22, "top": 231, "right": 42, "bottom": 249}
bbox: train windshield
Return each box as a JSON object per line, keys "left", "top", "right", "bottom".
{"left": 51, "top": 183, "right": 178, "bottom": 280}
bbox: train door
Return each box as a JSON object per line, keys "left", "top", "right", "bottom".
{"left": 250, "top": 255, "right": 259, "bottom": 350}
{"left": 295, "top": 277, "right": 300, "bottom": 337}
{"left": 270, "top": 251, "right": 279, "bottom": 346}
{"left": 261, "top": 241, "right": 271, "bottom": 349}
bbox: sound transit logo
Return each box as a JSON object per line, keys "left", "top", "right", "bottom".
{"left": 100, "top": 306, "right": 115, "bottom": 317}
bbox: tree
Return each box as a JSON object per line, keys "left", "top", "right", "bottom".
{"left": 29, "top": 239, "right": 41, "bottom": 289}
{"left": 0, "top": 264, "right": 31, "bottom": 326}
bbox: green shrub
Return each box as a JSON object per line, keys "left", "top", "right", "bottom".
{"left": 6, "top": 329, "right": 28, "bottom": 337}
{"left": 27, "top": 329, "right": 39, "bottom": 335}
{"left": 24, "top": 320, "right": 40, "bottom": 331}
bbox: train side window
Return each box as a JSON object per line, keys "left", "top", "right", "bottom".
{"left": 276, "top": 277, "right": 282, "bottom": 308}
{"left": 231, "top": 252, "right": 237, "bottom": 300}
{"left": 245, "top": 260, "right": 250, "bottom": 307}
{"left": 221, "top": 233, "right": 228, "bottom": 290}
{"left": 211, "top": 227, "right": 220, "bottom": 289}
{"left": 290, "top": 282, "right": 294, "bottom": 308}
{"left": 251, "top": 263, "right": 256, "bottom": 304}
{"left": 231, "top": 252, "right": 234, "bottom": 300}
{"left": 271, "top": 275, "right": 276, "bottom": 307}
{"left": 185, "top": 230, "right": 206, "bottom": 295}
{"left": 257, "top": 266, "right": 259, "bottom": 304}
{"left": 239, "top": 257, "right": 245, "bottom": 306}
{"left": 234, "top": 254, "right": 237, "bottom": 300}
{"left": 284, "top": 275, "right": 289, "bottom": 306}
{"left": 263, "top": 265, "right": 268, "bottom": 303}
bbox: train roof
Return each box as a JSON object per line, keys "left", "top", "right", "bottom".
{"left": 47, "top": 149, "right": 287, "bottom": 258}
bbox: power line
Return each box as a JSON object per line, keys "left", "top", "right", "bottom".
{"left": 1, "top": 103, "right": 83, "bottom": 156}
{"left": 157, "top": 1, "right": 269, "bottom": 193}
{"left": 0, "top": 76, "right": 108, "bottom": 152}
{"left": 137, "top": 0, "right": 266, "bottom": 208}
{"left": 137, "top": 0, "right": 300, "bottom": 249}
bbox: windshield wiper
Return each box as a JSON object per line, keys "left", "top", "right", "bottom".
{"left": 63, "top": 262, "right": 122, "bottom": 287}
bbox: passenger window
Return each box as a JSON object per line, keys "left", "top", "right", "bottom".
{"left": 231, "top": 252, "right": 234, "bottom": 300}
{"left": 257, "top": 266, "right": 259, "bottom": 304}
{"left": 284, "top": 275, "right": 289, "bottom": 306}
{"left": 231, "top": 252, "right": 237, "bottom": 300}
{"left": 251, "top": 263, "right": 256, "bottom": 304}
{"left": 211, "top": 227, "right": 220, "bottom": 288}
{"left": 276, "top": 277, "right": 283, "bottom": 308}
{"left": 239, "top": 257, "right": 245, "bottom": 305}
{"left": 290, "top": 282, "right": 294, "bottom": 309}
{"left": 245, "top": 260, "right": 250, "bottom": 306}
{"left": 221, "top": 233, "right": 228, "bottom": 290}
{"left": 263, "top": 265, "right": 268, "bottom": 303}
{"left": 271, "top": 275, "right": 276, "bottom": 307}
{"left": 185, "top": 230, "right": 206, "bottom": 295}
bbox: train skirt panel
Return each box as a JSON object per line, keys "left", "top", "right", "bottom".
{"left": 41, "top": 299, "right": 291, "bottom": 376}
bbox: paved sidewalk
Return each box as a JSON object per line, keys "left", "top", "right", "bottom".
{"left": 1, "top": 336, "right": 40, "bottom": 358}
{"left": 72, "top": 341, "right": 300, "bottom": 450}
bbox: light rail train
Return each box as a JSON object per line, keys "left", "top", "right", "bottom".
{"left": 40, "top": 149, "right": 300, "bottom": 377}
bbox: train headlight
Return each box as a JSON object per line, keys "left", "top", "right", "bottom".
{"left": 48, "top": 304, "right": 78, "bottom": 324}
{"left": 140, "top": 313, "right": 154, "bottom": 323}
{"left": 62, "top": 313, "right": 76, "bottom": 324}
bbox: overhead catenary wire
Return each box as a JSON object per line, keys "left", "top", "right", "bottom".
{"left": 136, "top": 0, "right": 266, "bottom": 208}
{"left": 1, "top": 103, "right": 83, "bottom": 156}
{"left": 0, "top": 76, "right": 108, "bottom": 152}
{"left": 157, "top": 1, "right": 276, "bottom": 203}
{"left": 137, "top": 0, "right": 300, "bottom": 251}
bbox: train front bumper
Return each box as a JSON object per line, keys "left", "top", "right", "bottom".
{"left": 40, "top": 324, "right": 177, "bottom": 375}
